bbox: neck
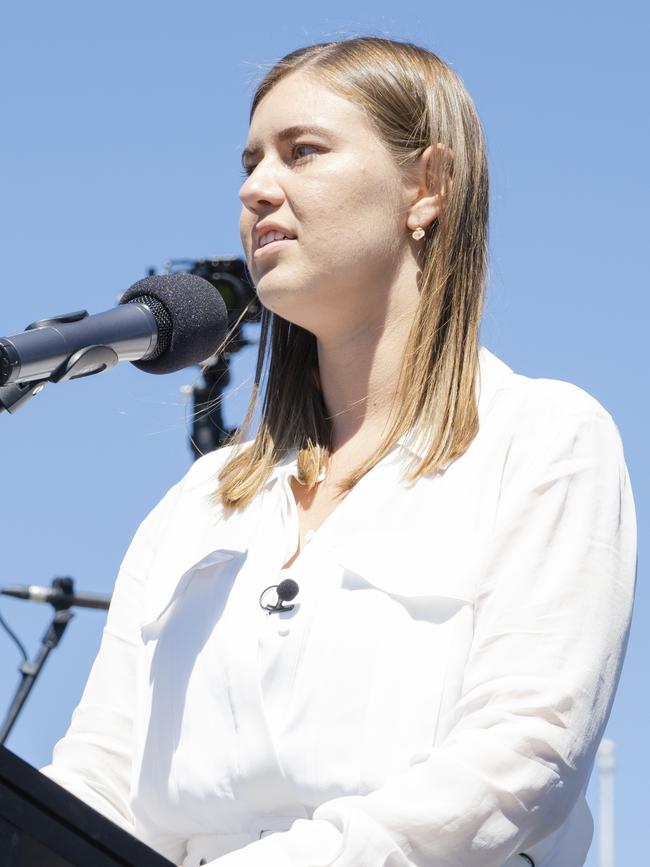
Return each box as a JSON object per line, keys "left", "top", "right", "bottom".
{"left": 316, "top": 289, "right": 419, "bottom": 454}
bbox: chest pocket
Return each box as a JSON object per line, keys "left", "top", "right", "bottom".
{"left": 139, "top": 548, "right": 245, "bottom": 642}
{"left": 334, "top": 532, "right": 477, "bottom": 622}
{"left": 297, "top": 534, "right": 479, "bottom": 785}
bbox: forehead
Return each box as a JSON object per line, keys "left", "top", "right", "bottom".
{"left": 244, "top": 71, "right": 376, "bottom": 155}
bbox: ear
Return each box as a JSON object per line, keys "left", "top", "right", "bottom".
{"left": 405, "top": 143, "right": 454, "bottom": 233}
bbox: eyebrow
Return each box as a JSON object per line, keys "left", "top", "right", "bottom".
{"left": 241, "top": 124, "right": 333, "bottom": 166}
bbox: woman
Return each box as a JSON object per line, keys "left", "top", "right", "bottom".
{"left": 40, "top": 37, "right": 637, "bottom": 867}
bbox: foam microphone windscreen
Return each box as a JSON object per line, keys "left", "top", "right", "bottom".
{"left": 119, "top": 273, "right": 229, "bottom": 374}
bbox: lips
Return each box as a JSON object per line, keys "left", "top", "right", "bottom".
{"left": 254, "top": 223, "right": 297, "bottom": 250}
{"left": 258, "top": 229, "right": 295, "bottom": 249}
{"left": 253, "top": 236, "right": 295, "bottom": 261}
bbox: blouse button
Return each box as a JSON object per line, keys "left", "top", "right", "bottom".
{"left": 278, "top": 623, "right": 291, "bottom": 636}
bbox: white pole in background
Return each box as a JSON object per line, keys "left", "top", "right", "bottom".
{"left": 597, "top": 738, "right": 615, "bottom": 867}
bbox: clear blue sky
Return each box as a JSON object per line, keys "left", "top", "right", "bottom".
{"left": 0, "top": 3, "right": 646, "bottom": 865}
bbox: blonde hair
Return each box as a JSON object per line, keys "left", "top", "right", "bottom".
{"left": 216, "top": 36, "right": 489, "bottom": 509}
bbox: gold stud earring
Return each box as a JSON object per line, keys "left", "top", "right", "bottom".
{"left": 411, "top": 227, "right": 425, "bottom": 241}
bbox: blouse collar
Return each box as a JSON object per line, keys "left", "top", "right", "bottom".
{"left": 261, "top": 345, "right": 513, "bottom": 487}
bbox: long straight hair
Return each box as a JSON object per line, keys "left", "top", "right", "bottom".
{"left": 216, "top": 37, "right": 489, "bottom": 509}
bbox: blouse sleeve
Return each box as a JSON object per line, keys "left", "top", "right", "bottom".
{"left": 39, "top": 478, "right": 185, "bottom": 835}
{"left": 208, "top": 407, "right": 637, "bottom": 867}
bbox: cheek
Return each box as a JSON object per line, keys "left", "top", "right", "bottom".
{"left": 307, "top": 162, "right": 400, "bottom": 244}
{"left": 239, "top": 208, "right": 250, "bottom": 240}
{"left": 239, "top": 211, "right": 254, "bottom": 259}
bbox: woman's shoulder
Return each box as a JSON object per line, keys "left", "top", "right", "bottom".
{"left": 482, "top": 345, "right": 618, "bottom": 428}
{"left": 133, "top": 439, "right": 256, "bottom": 543}
{"left": 180, "top": 438, "right": 255, "bottom": 490}
{"left": 479, "top": 347, "right": 625, "bottom": 474}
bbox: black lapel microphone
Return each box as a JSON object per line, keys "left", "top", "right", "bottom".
{"left": 259, "top": 578, "right": 300, "bottom": 613}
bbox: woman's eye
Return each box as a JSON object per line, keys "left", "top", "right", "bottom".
{"left": 292, "top": 143, "right": 319, "bottom": 162}
{"left": 239, "top": 144, "right": 319, "bottom": 179}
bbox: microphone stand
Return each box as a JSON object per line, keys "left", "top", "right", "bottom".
{"left": 0, "top": 576, "right": 95, "bottom": 745}
{"left": 188, "top": 352, "right": 238, "bottom": 459}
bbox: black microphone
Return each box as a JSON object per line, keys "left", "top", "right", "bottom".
{"left": 0, "top": 273, "right": 229, "bottom": 386}
{"left": 259, "top": 578, "right": 300, "bottom": 613}
{"left": 1, "top": 583, "right": 111, "bottom": 610}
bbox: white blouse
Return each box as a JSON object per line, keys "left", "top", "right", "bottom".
{"left": 40, "top": 346, "right": 637, "bottom": 867}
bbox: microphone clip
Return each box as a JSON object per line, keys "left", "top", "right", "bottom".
{"left": 0, "top": 329, "right": 118, "bottom": 415}
{"left": 259, "top": 578, "right": 300, "bottom": 614}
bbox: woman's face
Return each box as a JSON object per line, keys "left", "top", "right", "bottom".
{"left": 239, "top": 71, "right": 415, "bottom": 336}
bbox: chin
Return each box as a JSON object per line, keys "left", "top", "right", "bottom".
{"left": 256, "top": 293, "right": 313, "bottom": 332}
{"left": 255, "top": 271, "right": 337, "bottom": 332}
{"left": 255, "top": 274, "right": 299, "bottom": 312}
{"left": 257, "top": 293, "right": 300, "bottom": 322}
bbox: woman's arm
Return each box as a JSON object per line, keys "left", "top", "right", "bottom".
{"left": 206, "top": 406, "right": 637, "bottom": 867}
{"left": 39, "top": 478, "right": 185, "bottom": 835}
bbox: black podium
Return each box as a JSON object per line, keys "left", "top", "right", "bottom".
{"left": 0, "top": 745, "right": 174, "bottom": 866}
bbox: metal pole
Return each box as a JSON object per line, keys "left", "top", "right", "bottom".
{"left": 0, "top": 608, "right": 74, "bottom": 744}
{"left": 597, "top": 738, "right": 615, "bottom": 867}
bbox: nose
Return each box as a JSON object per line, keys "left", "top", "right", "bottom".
{"left": 239, "top": 159, "right": 285, "bottom": 213}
